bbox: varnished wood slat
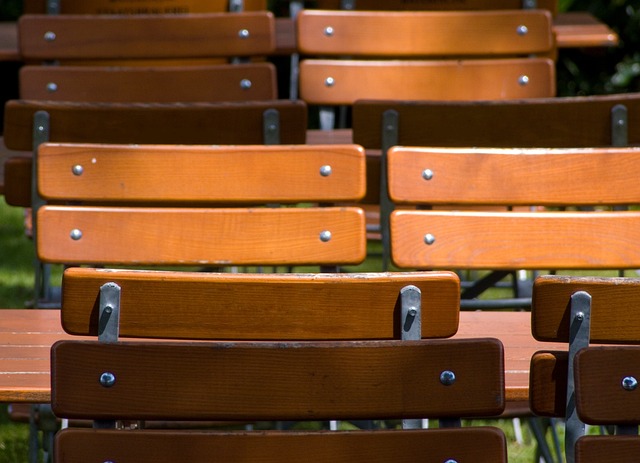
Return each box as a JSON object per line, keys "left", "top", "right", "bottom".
{"left": 22, "top": 0, "right": 267, "bottom": 14}
{"left": 575, "top": 436, "right": 640, "bottom": 462}
{"left": 299, "top": 58, "right": 555, "bottom": 105}
{"left": 37, "top": 206, "right": 366, "bottom": 266}
{"left": 532, "top": 275, "right": 640, "bottom": 343}
{"left": 61, "top": 267, "right": 460, "bottom": 339}
{"left": 18, "top": 13, "right": 275, "bottom": 60}
{"left": 55, "top": 427, "right": 507, "bottom": 463}
{"left": 19, "top": 64, "right": 278, "bottom": 102}
{"left": 388, "top": 147, "right": 640, "bottom": 206}
{"left": 529, "top": 350, "right": 568, "bottom": 418}
{"left": 575, "top": 347, "right": 640, "bottom": 425}
{"left": 297, "top": 10, "right": 553, "bottom": 57}
{"left": 3, "top": 99, "right": 308, "bottom": 152}
{"left": 390, "top": 210, "right": 640, "bottom": 270}
{"left": 37, "top": 143, "right": 366, "bottom": 203}
{"left": 313, "top": 0, "right": 557, "bottom": 13}
{"left": 2, "top": 156, "right": 30, "bottom": 208}
{"left": 352, "top": 95, "right": 640, "bottom": 150}
{"left": 51, "top": 339, "right": 505, "bottom": 420}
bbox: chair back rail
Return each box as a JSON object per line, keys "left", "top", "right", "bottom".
{"left": 313, "top": 0, "right": 557, "bottom": 13}
{"left": 22, "top": 0, "right": 267, "bottom": 13}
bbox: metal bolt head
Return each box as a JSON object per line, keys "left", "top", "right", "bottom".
{"left": 424, "top": 233, "right": 435, "bottom": 245}
{"left": 518, "top": 75, "right": 530, "bottom": 86}
{"left": 72, "top": 164, "right": 84, "bottom": 176}
{"left": 238, "top": 29, "right": 250, "bottom": 39}
{"left": 44, "top": 31, "right": 56, "bottom": 41}
{"left": 575, "top": 311, "right": 585, "bottom": 322}
{"left": 70, "top": 229, "right": 83, "bottom": 241}
{"left": 517, "top": 25, "right": 529, "bottom": 36}
{"left": 324, "top": 26, "right": 334, "bottom": 36}
{"left": 325, "top": 77, "right": 335, "bottom": 87}
{"left": 240, "top": 79, "right": 252, "bottom": 90}
{"left": 319, "top": 230, "right": 332, "bottom": 242}
{"left": 319, "top": 165, "right": 332, "bottom": 177}
{"left": 422, "top": 169, "right": 434, "bottom": 180}
{"left": 444, "top": 460, "right": 459, "bottom": 463}
{"left": 440, "top": 370, "right": 456, "bottom": 386}
{"left": 408, "top": 307, "right": 417, "bottom": 317}
{"left": 622, "top": 376, "right": 638, "bottom": 391}
{"left": 99, "top": 372, "right": 116, "bottom": 387}
{"left": 46, "top": 82, "right": 58, "bottom": 93}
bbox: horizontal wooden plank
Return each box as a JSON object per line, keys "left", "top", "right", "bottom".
{"left": 61, "top": 268, "right": 460, "bottom": 339}
{"left": 576, "top": 436, "right": 640, "bottom": 462}
{"left": 51, "top": 339, "right": 505, "bottom": 420}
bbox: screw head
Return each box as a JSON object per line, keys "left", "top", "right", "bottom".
{"left": 518, "top": 75, "right": 530, "bottom": 86}
{"left": 72, "top": 164, "right": 84, "bottom": 176}
{"left": 319, "top": 230, "right": 332, "bottom": 242}
{"left": 622, "top": 376, "right": 638, "bottom": 391}
{"left": 44, "top": 31, "right": 56, "bottom": 41}
{"left": 319, "top": 165, "right": 332, "bottom": 177}
{"left": 240, "top": 79, "right": 252, "bottom": 90}
{"left": 440, "top": 370, "right": 456, "bottom": 386}
{"left": 99, "top": 372, "right": 116, "bottom": 387}
{"left": 424, "top": 233, "right": 435, "bottom": 245}
{"left": 324, "top": 26, "right": 334, "bottom": 36}
{"left": 422, "top": 169, "right": 434, "bottom": 180}
{"left": 517, "top": 25, "right": 529, "bottom": 35}
{"left": 70, "top": 229, "right": 83, "bottom": 241}
{"left": 238, "top": 29, "right": 250, "bottom": 39}
{"left": 325, "top": 77, "right": 335, "bottom": 87}
{"left": 46, "top": 82, "right": 58, "bottom": 93}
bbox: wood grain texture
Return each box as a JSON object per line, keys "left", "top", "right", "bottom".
{"left": 313, "top": 0, "right": 557, "bottom": 13}
{"left": 575, "top": 436, "right": 640, "bottom": 462}
{"left": 51, "top": 339, "right": 505, "bottom": 420}
{"left": 529, "top": 350, "right": 568, "bottom": 418}
{"left": 37, "top": 143, "right": 366, "bottom": 203}
{"left": 299, "top": 58, "right": 555, "bottom": 105}
{"left": 388, "top": 147, "right": 640, "bottom": 206}
{"left": 22, "top": 0, "right": 267, "bottom": 14}
{"left": 297, "top": 10, "right": 553, "bottom": 56}
{"left": 54, "top": 427, "right": 508, "bottom": 463}
{"left": 61, "top": 267, "right": 461, "bottom": 339}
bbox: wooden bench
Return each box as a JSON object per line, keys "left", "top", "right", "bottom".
{"left": 529, "top": 275, "right": 640, "bottom": 462}
{"left": 50, "top": 266, "right": 508, "bottom": 463}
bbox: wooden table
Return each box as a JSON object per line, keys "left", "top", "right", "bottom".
{"left": 0, "top": 308, "right": 564, "bottom": 404}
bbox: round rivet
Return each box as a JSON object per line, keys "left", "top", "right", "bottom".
{"left": 70, "top": 229, "right": 83, "bottom": 241}
{"left": 72, "top": 164, "right": 84, "bottom": 176}
{"left": 324, "top": 26, "right": 334, "bottom": 36}
{"left": 319, "top": 230, "right": 332, "bottom": 242}
{"left": 44, "top": 31, "right": 56, "bottom": 41}
{"left": 444, "top": 460, "right": 459, "bottom": 463}
{"left": 325, "top": 77, "right": 335, "bottom": 87}
{"left": 440, "top": 370, "right": 456, "bottom": 386}
{"left": 408, "top": 307, "right": 417, "bottom": 317}
{"left": 517, "top": 25, "right": 528, "bottom": 35}
{"left": 575, "top": 311, "right": 585, "bottom": 322}
{"left": 622, "top": 376, "right": 638, "bottom": 391}
{"left": 518, "top": 75, "right": 530, "bottom": 86}
{"left": 104, "top": 305, "right": 113, "bottom": 315}
{"left": 319, "top": 165, "right": 332, "bottom": 177}
{"left": 37, "top": 125, "right": 45, "bottom": 133}
{"left": 240, "top": 79, "right": 252, "bottom": 90}
{"left": 422, "top": 169, "right": 434, "bottom": 180}
{"left": 46, "top": 82, "right": 58, "bottom": 93}
{"left": 99, "top": 372, "right": 116, "bottom": 387}
{"left": 424, "top": 233, "right": 435, "bottom": 245}
{"left": 238, "top": 29, "right": 250, "bottom": 38}
{"left": 617, "top": 118, "right": 625, "bottom": 126}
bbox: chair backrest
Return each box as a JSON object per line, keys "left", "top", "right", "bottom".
{"left": 353, "top": 93, "right": 640, "bottom": 271}
{"left": 386, "top": 146, "right": 640, "bottom": 307}
{"left": 296, "top": 9, "right": 555, "bottom": 122}
{"left": 2, "top": 99, "right": 308, "bottom": 208}
{"left": 529, "top": 275, "right": 640, "bottom": 463}
{"left": 52, "top": 266, "right": 509, "bottom": 462}
{"left": 35, "top": 142, "right": 367, "bottom": 268}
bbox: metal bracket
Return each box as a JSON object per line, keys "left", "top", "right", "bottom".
{"left": 341, "top": 0, "right": 355, "bottom": 9}
{"left": 565, "top": 291, "right": 592, "bottom": 463}
{"left": 98, "top": 283, "right": 121, "bottom": 343}
{"left": 522, "top": 0, "right": 537, "bottom": 8}
{"left": 400, "top": 285, "right": 424, "bottom": 430}
{"left": 228, "top": 0, "right": 244, "bottom": 12}
{"left": 380, "top": 110, "right": 399, "bottom": 271}
{"left": 46, "top": 0, "right": 60, "bottom": 14}
{"left": 611, "top": 104, "right": 628, "bottom": 147}
{"left": 263, "top": 109, "right": 281, "bottom": 145}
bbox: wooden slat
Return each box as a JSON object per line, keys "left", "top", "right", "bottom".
{"left": 576, "top": 436, "right": 640, "bottom": 462}
{"left": 575, "top": 347, "right": 640, "bottom": 425}
{"left": 299, "top": 58, "right": 555, "bottom": 105}
{"left": 61, "top": 267, "right": 461, "bottom": 339}
{"left": 18, "top": 13, "right": 275, "bottom": 60}
{"left": 22, "top": 0, "right": 267, "bottom": 13}
{"left": 51, "top": 339, "right": 505, "bottom": 420}
{"left": 388, "top": 147, "right": 640, "bottom": 206}
{"left": 532, "top": 275, "right": 640, "bottom": 343}
{"left": 37, "top": 206, "right": 366, "bottom": 266}
{"left": 352, "top": 95, "right": 640, "bottom": 150}
{"left": 313, "top": 0, "right": 557, "bottom": 13}
{"left": 297, "top": 10, "right": 553, "bottom": 57}
{"left": 19, "top": 64, "right": 278, "bottom": 102}
{"left": 529, "top": 350, "right": 568, "bottom": 418}
{"left": 37, "top": 143, "right": 366, "bottom": 203}
{"left": 390, "top": 210, "right": 640, "bottom": 270}
{"left": 55, "top": 427, "right": 507, "bottom": 463}
{"left": 3, "top": 99, "right": 308, "bottom": 152}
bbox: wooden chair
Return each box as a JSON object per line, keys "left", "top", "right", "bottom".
{"left": 295, "top": 8, "right": 556, "bottom": 129}
{"left": 529, "top": 275, "right": 640, "bottom": 463}
{"left": 351, "top": 93, "right": 640, "bottom": 275}
{"left": 51, "top": 266, "right": 508, "bottom": 463}
{"left": 386, "top": 146, "right": 640, "bottom": 309}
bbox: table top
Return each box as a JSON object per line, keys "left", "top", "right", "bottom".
{"left": 0, "top": 308, "right": 565, "bottom": 404}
